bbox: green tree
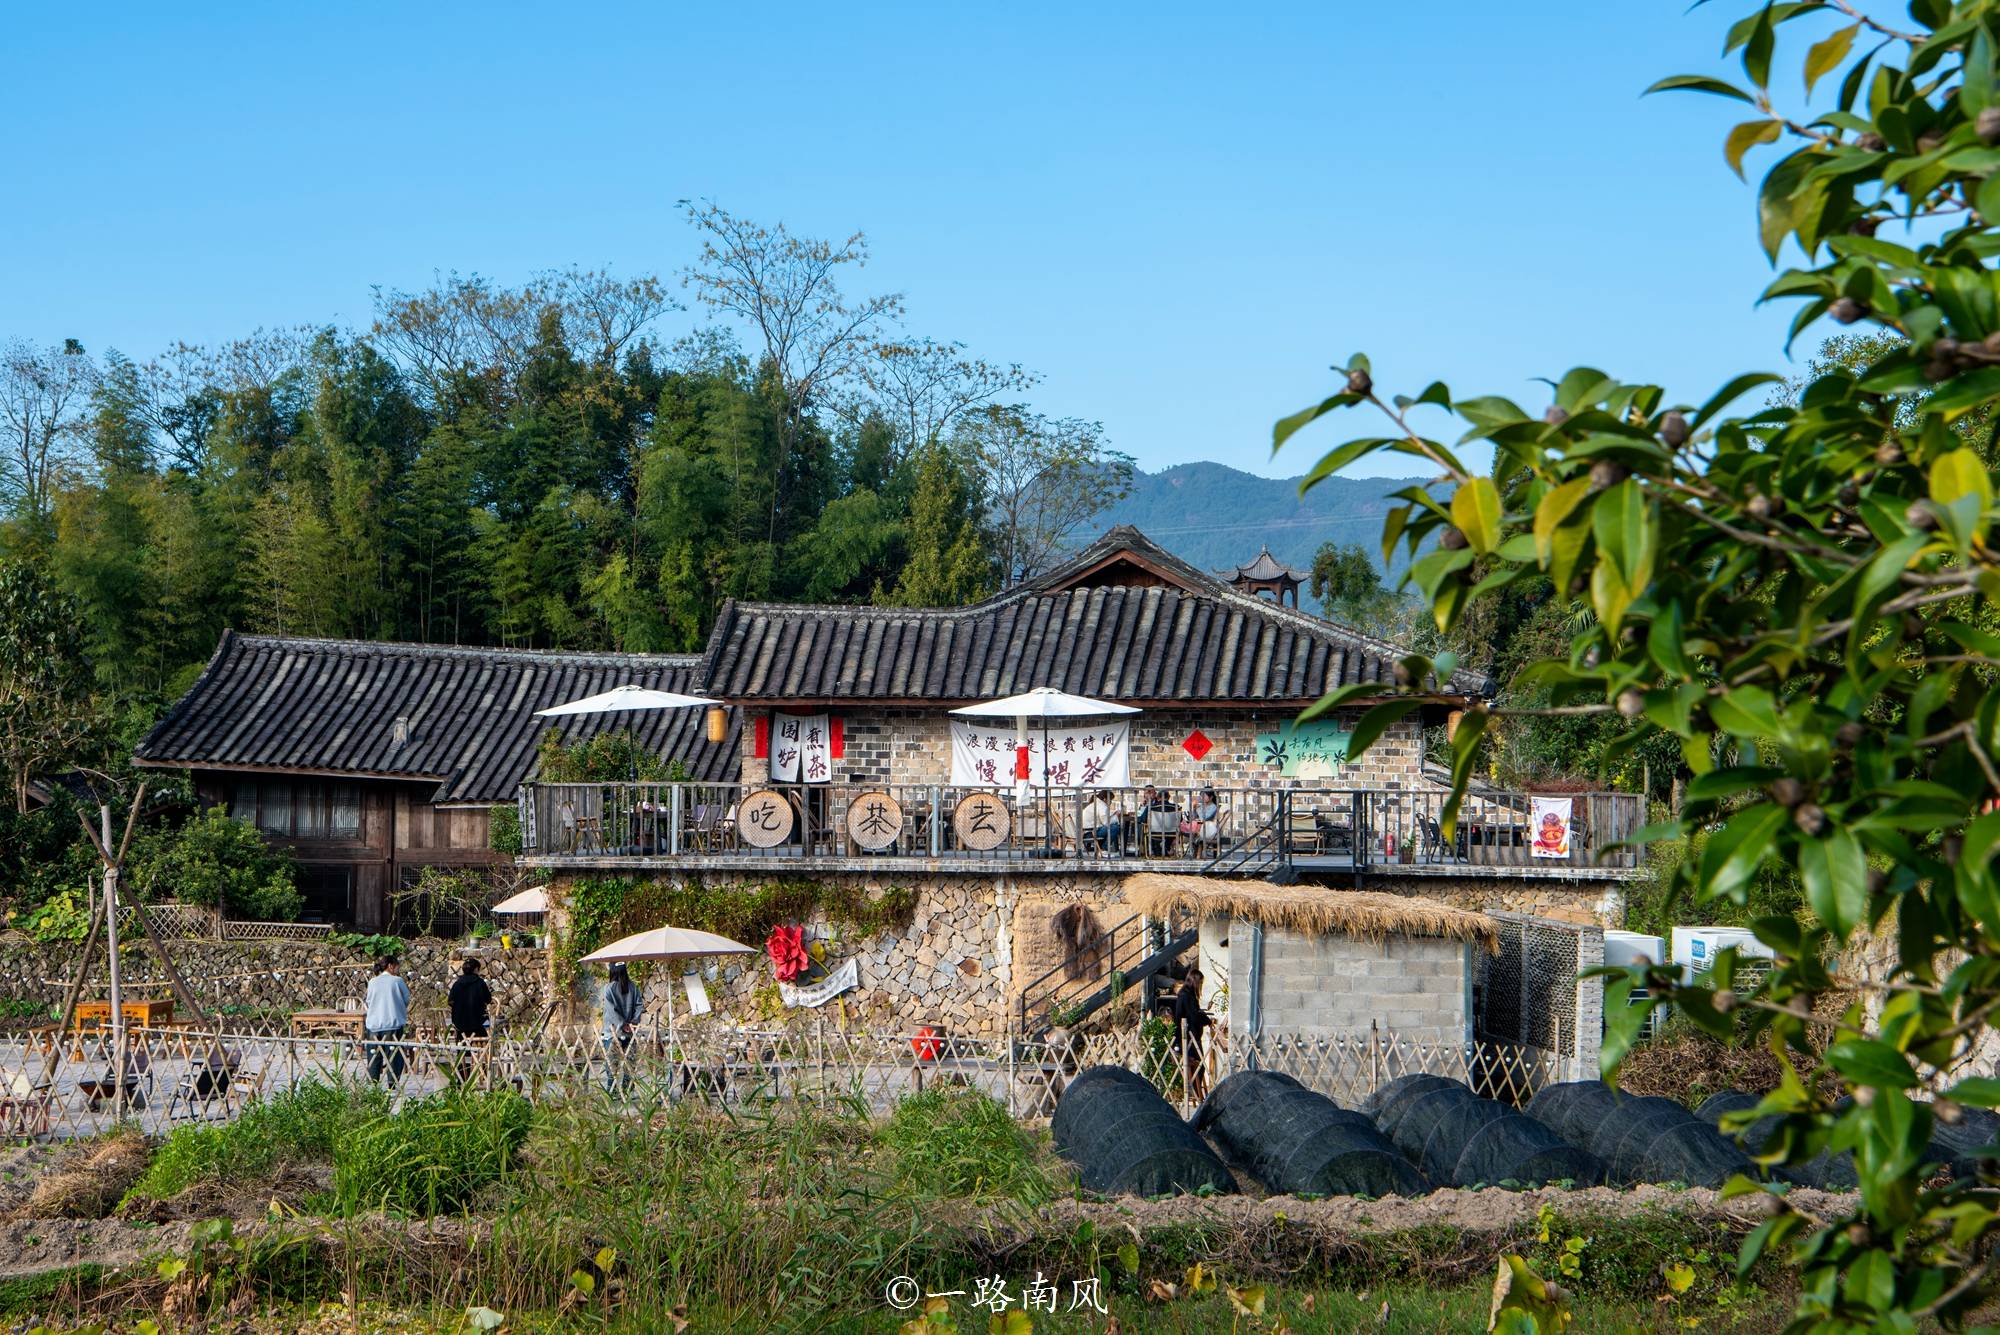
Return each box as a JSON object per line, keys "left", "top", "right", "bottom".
{"left": 0, "top": 561, "right": 96, "bottom": 812}
{"left": 130, "top": 805, "right": 301, "bottom": 921}
{"left": 1277, "top": 6, "right": 2000, "bottom": 1329}
{"left": 888, "top": 441, "right": 990, "bottom": 607}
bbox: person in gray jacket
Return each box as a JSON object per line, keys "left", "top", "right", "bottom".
{"left": 600, "top": 962, "right": 642, "bottom": 1094}
{"left": 364, "top": 957, "right": 411, "bottom": 1084}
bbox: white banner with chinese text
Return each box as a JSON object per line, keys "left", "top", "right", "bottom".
{"left": 770, "top": 712, "right": 832, "bottom": 784}
{"left": 949, "top": 719, "right": 1131, "bottom": 788}
{"left": 780, "top": 956, "right": 860, "bottom": 1009}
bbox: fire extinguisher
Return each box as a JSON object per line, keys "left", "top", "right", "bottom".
{"left": 1384, "top": 829, "right": 1396, "bottom": 858}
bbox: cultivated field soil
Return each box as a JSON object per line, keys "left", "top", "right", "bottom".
{"left": 0, "top": 1090, "right": 1833, "bottom": 1334}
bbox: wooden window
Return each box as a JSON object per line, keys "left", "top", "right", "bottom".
{"left": 228, "top": 781, "right": 362, "bottom": 839}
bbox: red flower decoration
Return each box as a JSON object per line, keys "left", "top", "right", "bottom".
{"left": 766, "top": 923, "right": 810, "bottom": 982}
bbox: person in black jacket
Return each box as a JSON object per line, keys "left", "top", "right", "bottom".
{"left": 449, "top": 958, "right": 492, "bottom": 1038}
{"left": 1171, "top": 964, "right": 1213, "bottom": 1102}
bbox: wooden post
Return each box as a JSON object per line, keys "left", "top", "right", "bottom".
{"left": 104, "top": 806, "right": 126, "bottom": 1121}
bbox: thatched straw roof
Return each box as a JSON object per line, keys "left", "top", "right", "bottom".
{"left": 1124, "top": 874, "right": 1500, "bottom": 952}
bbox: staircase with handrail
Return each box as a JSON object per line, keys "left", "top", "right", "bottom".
{"left": 1014, "top": 912, "right": 1200, "bottom": 1036}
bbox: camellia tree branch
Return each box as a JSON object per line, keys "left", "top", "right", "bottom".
{"left": 1282, "top": 4, "right": 2000, "bottom": 1330}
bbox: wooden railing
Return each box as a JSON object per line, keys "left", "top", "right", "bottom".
{"left": 516, "top": 782, "right": 1645, "bottom": 873}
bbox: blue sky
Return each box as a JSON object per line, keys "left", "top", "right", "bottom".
{"left": 2, "top": 2, "right": 1822, "bottom": 479}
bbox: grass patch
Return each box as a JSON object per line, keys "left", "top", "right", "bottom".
{"left": 126, "top": 1077, "right": 387, "bottom": 1203}
{"left": 0, "top": 1264, "right": 104, "bottom": 1317}
{"left": 332, "top": 1087, "right": 533, "bottom": 1217}
{"left": 879, "top": 1087, "right": 1057, "bottom": 1204}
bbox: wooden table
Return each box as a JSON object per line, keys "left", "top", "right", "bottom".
{"left": 74, "top": 998, "right": 175, "bottom": 1029}
{"left": 290, "top": 1010, "right": 367, "bottom": 1039}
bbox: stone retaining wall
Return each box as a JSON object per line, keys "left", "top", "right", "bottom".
{"left": 0, "top": 935, "right": 549, "bottom": 1028}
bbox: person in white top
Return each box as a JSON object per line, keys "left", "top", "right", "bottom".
{"left": 364, "top": 957, "right": 411, "bottom": 1084}
{"left": 1081, "top": 793, "right": 1119, "bottom": 854}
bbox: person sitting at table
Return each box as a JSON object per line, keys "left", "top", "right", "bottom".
{"left": 1081, "top": 792, "right": 1119, "bottom": 854}
{"left": 1188, "top": 788, "right": 1223, "bottom": 850}
{"left": 1141, "top": 785, "right": 1178, "bottom": 854}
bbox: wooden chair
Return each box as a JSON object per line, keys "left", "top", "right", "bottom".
{"left": 1286, "top": 807, "right": 1323, "bottom": 854}
{"left": 0, "top": 1071, "right": 52, "bottom": 1138}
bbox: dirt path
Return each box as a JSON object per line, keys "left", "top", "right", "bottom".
{"left": 0, "top": 1218, "right": 198, "bottom": 1279}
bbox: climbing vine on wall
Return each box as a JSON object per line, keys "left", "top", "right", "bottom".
{"left": 552, "top": 877, "right": 920, "bottom": 984}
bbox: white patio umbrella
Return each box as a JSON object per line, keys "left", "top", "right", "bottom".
{"left": 533, "top": 683, "right": 720, "bottom": 781}
{"left": 951, "top": 687, "right": 1141, "bottom": 853}
{"left": 533, "top": 684, "right": 719, "bottom": 717}
{"left": 581, "top": 926, "right": 758, "bottom": 1031}
{"left": 491, "top": 885, "right": 549, "bottom": 915}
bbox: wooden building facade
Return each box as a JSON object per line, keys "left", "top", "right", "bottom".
{"left": 133, "top": 634, "right": 739, "bottom": 929}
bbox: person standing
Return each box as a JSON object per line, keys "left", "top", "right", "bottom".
{"left": 365, "top": 956, "right": 411, "bottom": 1084}
{"left": 600, "top": 962, "right": 642, "bottom": 1095}
{"left": 449, "top": 959, "right": 492, "bottom": 1038}
{"left": 1171, "top": 964, "right": 1213, "bottom": 1103}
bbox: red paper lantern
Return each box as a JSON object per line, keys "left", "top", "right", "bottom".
{"left": 912, "top": 1025, "right": 941, "bottom": 1062}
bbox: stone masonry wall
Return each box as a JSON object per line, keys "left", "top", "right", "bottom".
{"left": 739, "top": 707, "right": 1433, "bottom": 794}
{"left": 0, "top": 935, "right": 549, "bottom": 1030}
{"left": 1226, "top": 926, "right": 1473, "bottom": 1043}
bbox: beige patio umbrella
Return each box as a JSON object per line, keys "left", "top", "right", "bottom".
{"left": 581, "top": 926, "right": 758, "bottom": 1030}
{"left": 492, "top": 885, "right": 550, "bottom": 915}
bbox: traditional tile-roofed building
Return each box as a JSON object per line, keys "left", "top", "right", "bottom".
{"left": 1220, "top": 546, "right": 1310, "bottom": 608}
{"left": 698, "top": 526, "right": 1486, "bottom": 795}
{"left": 134, "top": 632, "right": 739, "bottom": 927}
{"left": 702, "top": 526, "right": 1480, "bottom": 707}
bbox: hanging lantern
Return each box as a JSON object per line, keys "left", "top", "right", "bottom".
{"left": 706, "top": 706, "right": 728, "bottom": 744}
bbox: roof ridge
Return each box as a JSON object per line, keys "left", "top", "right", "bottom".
{"left": 224, "top": 631, "right": 704, "bottom": 667}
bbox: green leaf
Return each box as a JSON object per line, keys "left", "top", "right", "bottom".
{"left": 1693, "top": 372, "right": 1784, "bottom": 425}
{"left": 1297, "top": 436, "right": 1392, "bottom": 491}
{"left": 1347, "top": 700, "right": 1423, "bottom": 758}
{"left": 1947, "top": 1077, "right": 2000, "bottom": 1109}
{"left": 1709, "top": 685, "right": 1782, "bottom": 739}
{"left": 1844, "top": 1249, "right": 1895, "bottom": 1311}
{"left": 1644, "top": 73, "right": 1758, "bottom": 104}
{"left": 1273, "top": 393, "right": 1357, "bottom": 453}
{"left": 1533, "top": 476, "right": 1593, "bottom": 565}
{"left": 1930, "top": 448, "right": 1995, "bottom": 511}
{"left": 465, "top": 1309, "right": 506, "bottom": 1333}
{"left": 1799, "top": 826, "right": 1867, "bottom": 939}
{"left": 1450, "top": 476, "right": 1503, "bottom": 554}
{"left": 1698, "top": 802, "right": 1788, "bottom": 905}
{"left": 1591, "top": 560, "right": 1635, "bottom": 636}
{"left": 1725, "top": 118, "right": 1783, "bottom": 177}
{"left": 1592, "top": 480, "right": 1654, "bottom": 591}
{"left": 1825, "top": 1037, "right": 1918, "bottom": 1088}
{"left": 1298, "top": 680, "right": 1395, "bottom": 723}
{"left": 1804, "top": 22, "right": 1860, "bottom": 95}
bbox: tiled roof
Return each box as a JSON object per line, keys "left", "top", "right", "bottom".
{"left": 698, "top": 526, "right": 1490, "bottom": 704}
{"left": 134, "top": 632, "right": 739, "bottom": 802}
{"left": 1222, "top": 547, "right": 1308, "bottom": 584}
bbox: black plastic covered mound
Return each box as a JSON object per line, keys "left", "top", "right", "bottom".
{"left": 1053, "top": 1065, "right": 1236, "bottom": 1198}
{"left": 1697, "top": 1088, "right": 1985, "bottom": 1189}
{"left": 1454, "top": 1115, "right": 1604, "bottom": 1188}
{"left": 1525, "top": 1081, "right": 1630, "bottom": 1145}
{"left": 1414, "top": 1097, "right": 1512, "bottom": 1183}
{"left": 1198, "top": 1071, "right": 1428, "bottom": 1197}
{"left": 1930, "top": 1105, "right": 2000, "bottom": 1180}
{"left": 1373, "top": 1079, "right": 1606, "bottom": 1189}
{"left": 1364, "top": 1073, "right": 1460, "bottom": 1124}
{"left": 1051, "top": 1066, "right": 1152, "bottom": 1147}
{"left": 1579, "top": 1094, "right": 1682, "bottom": 1169}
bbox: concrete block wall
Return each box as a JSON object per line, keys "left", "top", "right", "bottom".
{"left": 1226, "top": 924, "right": 1473, "bottom": 1043}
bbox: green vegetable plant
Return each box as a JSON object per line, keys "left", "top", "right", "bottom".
{"left": 1280, "top": 4, "right": 2000, "bottom": 1329}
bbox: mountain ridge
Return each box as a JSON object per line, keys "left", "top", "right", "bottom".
{"left": 1088, "top": 461, "right": 1428, "bottom": 608}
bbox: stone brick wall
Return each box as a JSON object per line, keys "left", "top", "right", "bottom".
{"left": 739, "top": 706, "right": 1433, "bottom": 794}
{"left": 0, "top": 936, "right": 549, "bottom": 1029}
{"left": 1225, "top": 925, "right": 1473, "bottom": 1042}
{"left": 546, "top": 871, "right": 1092, "bottom": 1038}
